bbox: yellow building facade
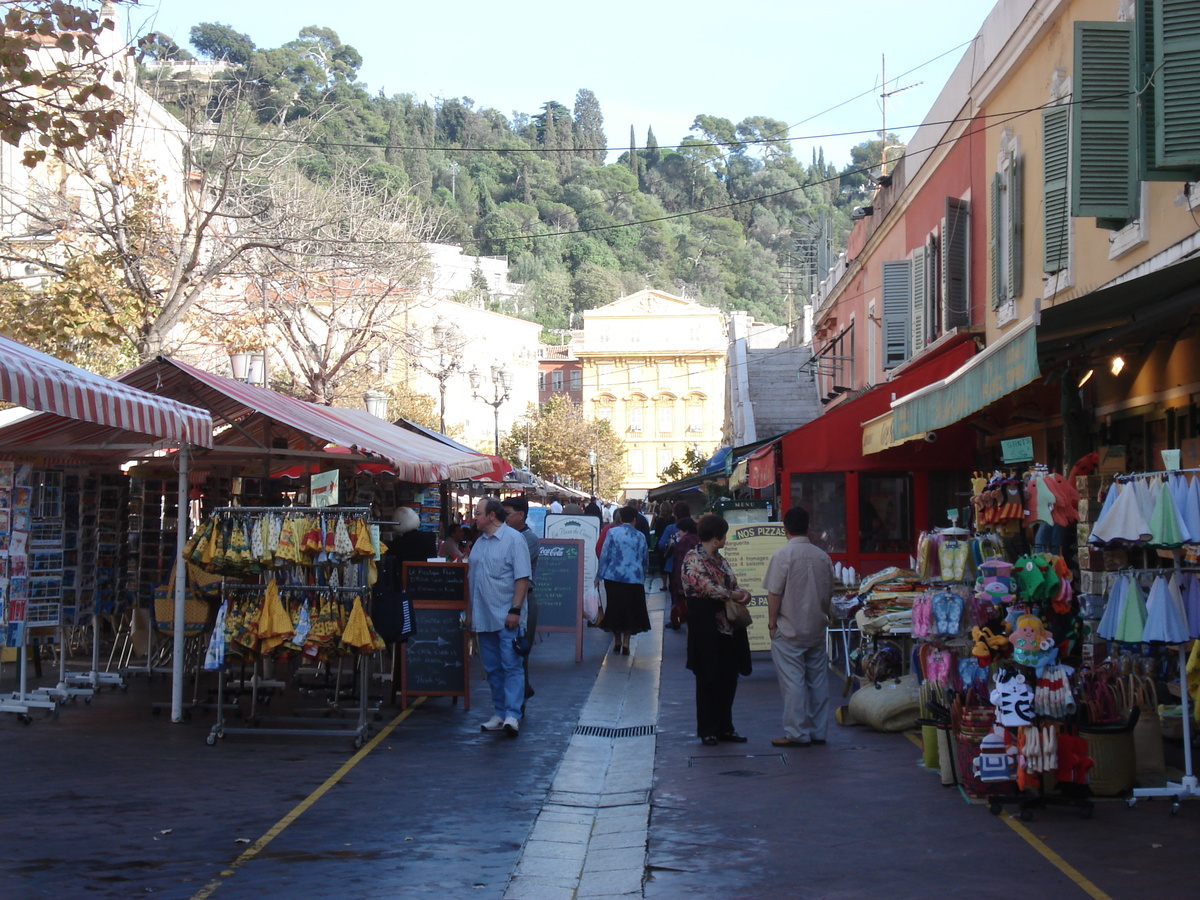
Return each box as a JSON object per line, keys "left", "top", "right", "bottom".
{"left": 577, "top": 290, "right": 727, "bottom": 499}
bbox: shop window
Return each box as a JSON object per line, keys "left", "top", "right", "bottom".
{"left": 859, "top": 474, "right": 911, "bottom": 554}
{"left": 789, "top": 473, "right": 846, "bottom": 554}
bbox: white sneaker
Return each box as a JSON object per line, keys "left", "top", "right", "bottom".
{"left": 502, "top": 716, "right": 520, "bottom": 736}
{"left": 480, "top": 715, "right": 504, "bottom": 732}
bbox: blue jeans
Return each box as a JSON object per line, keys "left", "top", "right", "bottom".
{"left": 477, "top": 628, "right": 524, "bottom": 720}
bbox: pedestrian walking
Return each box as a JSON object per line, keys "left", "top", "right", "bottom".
{"left": 468, "top": 497, "right": 532, "bottom": 737}
{"left": 762, "top": 506, "right": 835, "bottom": 748}
{"left": 596, "top": 505, "right": 651, "bottom": 655}
{"left": 681, "top": 513, "right": 752, "bottom": 746}
{"left": 502, "top": 495, "right": 540, "bottom": 709}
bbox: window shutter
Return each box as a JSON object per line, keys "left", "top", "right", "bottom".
{"left": 1008, "top": 154, "right": 1023, "bottom": 299}
{"left": 1154, "top": 0, "right": 1200, "bottom": 170}
{"left": 941, "top": 197, "right": 970, "bottom": 330}
{"left": 881, "top": 259, "right": 911, "bottom": 370}
{"left": 1071, "top": 21, "right": 1137, "bottom": 219}
{"left": 990, "top": 173, "right": 1002, "bottom": 309}
{"left": 911, "top": 246, "right": 927, "bottom": 353}
{"left": 1042, "top": 106, "right": 1070, "bottom": 274}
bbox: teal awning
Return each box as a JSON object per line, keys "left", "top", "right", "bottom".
{"left": 891, "top": 319, "right": 1040, "bottom": 440}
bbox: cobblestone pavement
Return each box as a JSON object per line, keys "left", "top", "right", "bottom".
{"left": 1, "top": 589, "right": 1197, "bottom": 899}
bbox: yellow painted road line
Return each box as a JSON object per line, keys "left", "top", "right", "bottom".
{"left": 909, "top": 730, "right": 1110, "bottom": 899}
{"left": 190, "top": 699, "right": 425, "bottom": 900}
{"left": 1000, "top": 812, "right": 1113, "bottom": 900}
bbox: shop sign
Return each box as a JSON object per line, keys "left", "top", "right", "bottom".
{"left": 721, "top": 522, "right": 786, "bottom": 652}
{"left": 1000, "top": 436, "right": 1034, "bottom": 464}
{"left": 1098, "top": 445, "right": 1126, "bottom": 477}
{"left": 309, "top": 469, "right": 339, "bottom": 507}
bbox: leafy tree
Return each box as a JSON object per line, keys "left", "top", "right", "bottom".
{"left": 137, "top": 32, "right": 193, "bottom": 62}
{"left": 0, "top": 0, "right": 129, "bottom": 167}
{"left": 659, "top": 446, "right": 707, "bottom": 483}
{"left": 189, "top": 22, "right": 255, "bottom": 65}
{"left": 500, "top": 396, "right": 626, "bottom": 498}
{"left": 572, "top": 88, "right": 605, "bottom": 165}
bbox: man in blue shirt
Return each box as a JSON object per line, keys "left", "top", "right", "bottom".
{"left": 469, "top": 497, "right": 531, "bottom": 736}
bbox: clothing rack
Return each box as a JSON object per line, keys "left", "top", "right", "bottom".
{"left": 203, "top": 507, "right": 376, "bottom": 750}
{"left": 1128, "top": 548, "right": 1197, "bottom": 814}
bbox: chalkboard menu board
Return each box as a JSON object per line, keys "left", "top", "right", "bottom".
{"left": 534, "top": 538, "right": 584, "bottom": 661}
{"left": 405, "top": 562, "right": 467, "bottom": 602}
{"left": 398, "top": 562, "right": 470, "bottom": 710}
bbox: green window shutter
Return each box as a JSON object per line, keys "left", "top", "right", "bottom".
{"left": 911, "top": 246, "right": 927, "bottom": 353}
{"left": 881, "top": 259, "right": 911, "bottom": 370}
{"left": 990, "top": 173, "right": 1002, "bottom": 309}
{"left": 1043, "top": 107, "right": 1070, "bottom": 274}
{"left": 1071, "top": 21, "right": 1137, "bottom": 219}
{"left": 1008, "top": 153, "right": 1023, "bottom": 300}
{"left": 941, "top": 197, "right": 970, "bottom": 330}
{"left": 1155, "top": 0, "right": 1200, "bottom": 169}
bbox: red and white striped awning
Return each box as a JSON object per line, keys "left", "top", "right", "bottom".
{"left": 0, "top": 334, "right": 212, "bottom": 447}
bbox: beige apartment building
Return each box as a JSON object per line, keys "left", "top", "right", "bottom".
{"left": 578, "top": 290, "right": 726, "bottom": 499}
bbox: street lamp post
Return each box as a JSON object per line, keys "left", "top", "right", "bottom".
{"left": 587, "top": 449, "right": 597, "bottom": 496}
{"left": 431, "top": 322, "right": 463, "bottom": 435}
{"left": 470, "top": 363, "right": 512, "bottom": 455}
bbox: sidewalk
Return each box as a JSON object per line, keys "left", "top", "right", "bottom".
{"left": 1, "top": 592, "right": 1197, "bottom": 899}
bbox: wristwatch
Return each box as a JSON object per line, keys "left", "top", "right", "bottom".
{"left": 508, "top": 607, "right": 522, "bottom": 615}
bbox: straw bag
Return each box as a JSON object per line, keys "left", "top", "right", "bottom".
{"left": 1129, "top": 674, "right": 1165, "bottom": 781}
{"left": 724, "top": 598, "right": 753, "bottom": 629}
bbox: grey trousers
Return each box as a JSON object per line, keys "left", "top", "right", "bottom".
{"left": 770, "top": 638, "right": 830, "bottom": 741}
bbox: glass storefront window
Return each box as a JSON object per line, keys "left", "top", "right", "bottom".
{"left": 859, "top": 474, "right": 911, "bottom": 554}
{"left": 789, "top": 473, "right": 846, "bottom": 553}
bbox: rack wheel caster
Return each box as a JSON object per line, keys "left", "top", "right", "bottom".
{"left": 84, "top": 697, "right": 91, "bottom": 705}
{"left": 1019, "top": 809, "right": 1034, "bottom": 822}
{"left": 1171, "top": 799, "right": 1181, "bottom": 816}
{"left": 205, "top": 733, "right": 217, "bottom": 746}
{"left": 353, "top": 736, "right": 364, "bottom": 750}
{"left": 1126, "top": 797, "right": 1137, "bottom": 809}
{"left": 988, "top": 801, "right": 1003, "bottom": 816}
{"left": 18, "top": 714, "right": 32, "bottom": 725}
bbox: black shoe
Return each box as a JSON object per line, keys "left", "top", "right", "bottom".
{"left": 717, "top": 732, "right": 748, "bottom": 743}
{"left": 701, "top": 736, "right": 719, "bottom": 746}
{"left": 621, "top": 645, "right": 630, "bottom": 655}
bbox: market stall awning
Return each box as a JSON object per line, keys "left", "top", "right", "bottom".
{"left": 780, "top": 336, "right": 976, "bottom": 474}
{"left": 861, "top": 411, "right": 924, "bottom": 455}
{"left": 112, "top": 358, "right": 493, "bottom": 481}
{"left": 890, "top": 318, "right": 1039, "bottom": 442}
{"left": 746, "top": 442, "right": 777, "bottom": 490}
{"left": 0, "top": 335, "right": 212, "bottom": 447}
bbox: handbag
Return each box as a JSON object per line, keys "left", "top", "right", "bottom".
{"left": 724, "top": 598, "right": 753, "bottom": 629}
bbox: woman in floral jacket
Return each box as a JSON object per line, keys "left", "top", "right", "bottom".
{"left": 682, "top": 513, "right": 752, "bottom": 746}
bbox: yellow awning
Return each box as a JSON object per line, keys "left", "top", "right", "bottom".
{"left": 861, "top": 411, "right": 924, "bottom": 455}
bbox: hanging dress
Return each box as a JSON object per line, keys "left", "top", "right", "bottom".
{"left": 1114, "top": 575, "right": 1148, "bottom": 644}
{"left": 1184, "top": 474, "right": 1200, "bottom": 544}
{"left": 1091, "top": 480, "right": 1151, "bottom": 545}
{"left": 1088, "top": 479, "right": 1121, "bottom": 544}
{"left": 1184, "top": 573, "right": 1200, "bottom": 640}
{"left": 1096, "top": 573, "right": 1126, "bottom": 640}
{"left": 1169, "top": 473, "right": 1193, "bottom": 544}
{"left": 1148, "top": 479, "right": 1184, "bottom": 548}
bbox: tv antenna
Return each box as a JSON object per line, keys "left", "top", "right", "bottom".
{"left": 879, "top": 54, "right": 921, "bottom": 177}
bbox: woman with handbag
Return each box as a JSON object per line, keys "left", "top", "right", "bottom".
{"left": 681, "top": 513, "right": 753, "bottom": 746}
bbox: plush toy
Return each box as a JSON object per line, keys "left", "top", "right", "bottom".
{"left": 990, "top": 666, "right": 1036, "bottom": 726}
{"left": 972, "top": 624, "right": 1010, "bottom": 665}
{"left": 1010, "top": 614, "right": 1054, "bottom": 668}
{"left": 973, "top": 725, "right": 1018, "bottom": 782}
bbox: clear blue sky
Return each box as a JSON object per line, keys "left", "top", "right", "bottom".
{"left": 133, "top": 0, "right": 998, "bottom": 167}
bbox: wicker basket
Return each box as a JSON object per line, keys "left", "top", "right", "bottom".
{"left": 1081, "top": 727, "right": 1136, "bottom": 796}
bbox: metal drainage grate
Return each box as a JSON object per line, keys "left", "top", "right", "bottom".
{"left": 574, "top": 724, "right": 657, "bottom": 738}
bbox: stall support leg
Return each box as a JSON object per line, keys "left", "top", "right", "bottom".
{"left": 170, "top": 444, "right": 190, "bottom": 723}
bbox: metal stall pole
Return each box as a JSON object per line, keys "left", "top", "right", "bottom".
{"left": 170, "top": 445, "right": 190, "bottom": 722}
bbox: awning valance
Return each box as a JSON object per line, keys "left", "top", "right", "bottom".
{"left": 891, "top": 319, "right": 1039, "bottom": 441}
{"left": 746, "top": 443, "right": 776, "bottom": 490}
{"left": 0, "top": 335, "right": 212, "bottom": 446}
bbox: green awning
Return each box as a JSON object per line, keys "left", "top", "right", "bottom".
{"left": 891, "top": 319, "right": 1040, "bottom": 440}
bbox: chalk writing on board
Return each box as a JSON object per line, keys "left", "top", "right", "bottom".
{"left": 404, "top": 563, "right": 467, "bottom": 602}
{"left": 404, "top": 606, "right": 466, "bottom": 693}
